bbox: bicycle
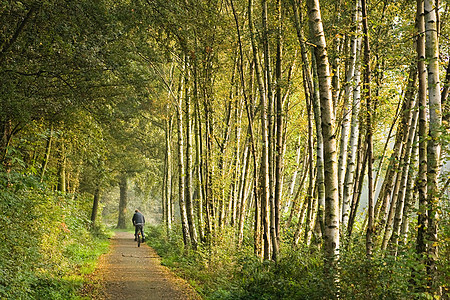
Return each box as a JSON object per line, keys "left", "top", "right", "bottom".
{"left": 137, "top": 231, "right": 142, "bottom": 247}
{"left": 134, "top": 223, "right": 144, "bottom": 247}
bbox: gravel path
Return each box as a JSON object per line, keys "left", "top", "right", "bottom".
{"left": 98, "top": 231, "right": 201, "bottom": 300}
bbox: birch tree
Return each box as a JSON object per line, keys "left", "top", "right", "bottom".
{"left": 424, "top": 0, "right": 442, "bottom": 290}
{"left": 342, "top": 0, "right": 362, "bottom": 230}
{"left": 305, "top": 0, "right": 340, "bottom": 281}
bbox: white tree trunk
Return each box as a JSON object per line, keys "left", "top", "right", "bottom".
{"left": 424, "top": 0, "right": 442, "bottom": 291}
{"left": 306, "top": 0, "right": 340, "bottom": 275}
{"left": 341, "top": 0, "right": 362, "bottom": 228}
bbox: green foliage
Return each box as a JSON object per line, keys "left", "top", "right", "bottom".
{"left": 147, "top": 223, "right": 450, "bottom": 299}
{"left": 0, "top": 169, "right": 111, "bottom": 299}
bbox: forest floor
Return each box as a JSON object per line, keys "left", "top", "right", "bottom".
{"left": 93, "top": 231, "right": 201, "bottom": 300}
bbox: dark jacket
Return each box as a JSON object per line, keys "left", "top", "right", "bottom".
{"left": 132, "top": 211, "right": 145, "bottom": 225}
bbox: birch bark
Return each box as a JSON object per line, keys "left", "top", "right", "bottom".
{"left": 306, "top": 0, "right": 340, "bottom": 276}
{"left": 424, "top": 0, "right": 442, "bottom": 290}
{"left": 341, "top": 0, "right": 361, "bottom": 229}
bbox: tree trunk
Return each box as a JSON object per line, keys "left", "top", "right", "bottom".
{"left": 230, "top": 0, "right": 260, "bottom": 254}
{"left": 91, "top": 187, "right": 100, "bottom": 225}
{"left": 389, "top": 106, "right": 419, "bottom": 255}
{"left": 303, "top": 79, "right": 315, "bottom": 245}
{"left": 193, "top": 66, "right": 206, "bottom": 243}
{"left": 380, "top": 67, "right": 418, "bottom": 250}
{"left": 341, "top": 0, "right": 361, "bottom": 228}
{"left": 424, "top": 0, "right": 442, "bottom": 292}
{"left": 218, "top": 64, "right": 233, "bottom": 228}
{"left": 57, "top": 141, "right": 66, "bottom": 193}
{"left": 0, "top": 118, "right": 12, "bottom": 169}
{"left": 306, "top": 0, "right": 340, "bottom": 282}
{"left": 273, "top": 0, "right": 283, "bottom": 261}
{"left": 261, "top": 0, "right": 277, "bottom": 261}
{"left": 415, "top": 0, "right": 428, "bottom": 261}
{"left": 331, "top": 0, "right": 342, "bottom": 109}
{"left": 284, "top": 135, "right": 304, "bottom": 214}
{"left": 347, "top": 133, "right": 367, "bottom": 237}
{"left": 374, "top": 65, "right": 417, "bottom": 241}
{"left": 399, "top": 134, "right": 419, "bottom": 243}
{"left": 117, "top": 174, "right": 128, "bottom": 229}
{"left": 249, "top": 0, "right": 270, "bottom": 260}
{"left": 230, "top": 95, "right": 243, "bottom": 227}
{"left": 185, "top": 63, "right": 198, "bottom": 250}
{"left": 238, "top": 141, "right": 251, "bottom": 246}
{"left": 40, "top": 124, "right": 53, "bottom": 182}
{"left": 293, "top": 193, "right": 309, "bottom": 246}
{"left": 286, "top": 153, "right": 309, "bottom": 229}
{"left": 360, "top": 0, "right": 374, "bottom": 257}
{"left": 164, "top": 116, "right": 173, "bottom": 236}
{"left": 292, "top": 0, "right": 325, "bottom": 239}
{"left": 176, "top": 66, "right": 191, "bottom": 248}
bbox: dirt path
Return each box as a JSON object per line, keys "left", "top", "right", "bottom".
{"left": 98, "top": 231, "right": 201, "bottom": 300}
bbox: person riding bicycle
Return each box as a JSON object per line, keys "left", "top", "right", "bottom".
{"left": 132, "top": 209, "right": 146, "bottom": 242}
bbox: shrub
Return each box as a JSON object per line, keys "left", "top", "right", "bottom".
{"left": 0, "top": 169, "right": 111, "bottom": 299}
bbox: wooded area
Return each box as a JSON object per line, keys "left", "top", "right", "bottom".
{"left": 1, "top": 0, "right": 449, "bottom": 298}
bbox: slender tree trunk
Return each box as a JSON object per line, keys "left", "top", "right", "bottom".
{"left": 273, "top": 0, "right": 283, "bottom": 261}
{"left": 164, "top": 116, "right": 173, "bottom": 236}
{"left": 286, "top": 157, "right": 309, "bottom": 229}
{"left": 117, "top": 174, "right": 128, "bottom": 229}
{"left": 441, "top": 59, "right": 450, "bottom": 124}
{"left": 238, "top": 141, "right": 251, "bottom": 246}
{"left": 91, "top": 187, "right": 100, "bottom": 225}
{"left": 285, "top": 146, "right": 307, "bottom": 217}
{"left": 261, "top": 0, "right": 277, "bottom": 261}
{"left": 176, "top": 66, "right": 191, "bottom": 248}
{"left": 342, "top": 0, "right": 361, "bottom": 229}
{"left": 284, "top": 135, "right": 304, "bottom": 214}
{"left": 399, "top": 134, "right": 419, "bottom": 243}
{"left": 185, "top": 64, "right": 198, "bottom": 250}
{"left": 230, "top": 0, "right": 260, "bottom": 255}
{"left": 0, "top": 119, "right": 12, "bottom": 170}
{"left": 202, "top": 68, "right": 215, "bottom": 245}
{"left": 374, "top": 65, "right": 417, "bottom": 241}
{"left": 380, "top": 67, "right": 418, "bottom": 250}
{"left": 337, "top": 0, "right": 356, "bottom": 205}
{"left": 347, "top": 134, "right": 367, "bottom": 237}
{"left": 292, "top": 0, "right": 325, "bottom": 239}
{"left": 230, "top": 96, "right": 243, "bottom": 227}
{"left": 293, "top": 193, "right": 309, "bottom": 246}
{"left": 416, "top": 0, "right": 428, "bottom": 261}
{"left": 193, "top": 60, "right": 206, "bottom": 243}
{"left": 306, "top": 0, "right": 340, "bottom": 283}
{"left": 360, "top": 0, "right": 374, "bottom": 257}
{"left": 331, "top": 0, "right": 342, "bottom": 108}
{"left": 162, "top": 142, "right": 167, "bottom": 226}
{"left": 389, "top": 107, "right": 419, "bottom": 255}
{"left": 249, "top": 0, "right": 270, "bottom": 260}
{"left": 218, "top": 61, "right": 234, "bottom": 228}
{"left": 424, "top": 0, "right": 442, "bottom": 292}
{"left": 57, "top": 141, "right": 66, "bottom": 193}
{"left": 373, "top": 100, "right": 402, "bottom": 211}
{"left": 303, "top": 82, "right": 315, "bottom": 245}
{"left": 40, "top": 124, "right": 53, "bottom": 182}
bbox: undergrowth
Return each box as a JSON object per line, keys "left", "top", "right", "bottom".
{"left": 147, "top": 223, "right": 450, "bottom": 300}
{"left": 0, "top": 169, "right": 112, "bottom": 299}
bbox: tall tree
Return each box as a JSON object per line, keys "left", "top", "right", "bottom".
{"left": 305, "top": 0, "right": 340, "bottom": 284}
{"left": 117, "top": 174, "right": 128, "bottom": 229}
{"left": 424, "top": 0, "right": 442, "bottom": 291}
{"left": 341, "top": 0, "right": 362, "bottom": 229}
{"left": 361, "top": 0, "right": 374, "bottom": 257}
{"left": 176, "top": 62, "right": 191, "bottom": 248}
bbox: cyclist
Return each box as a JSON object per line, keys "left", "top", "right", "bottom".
{"left": 132, "top": 209, "right": 146, "bottom": 242}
